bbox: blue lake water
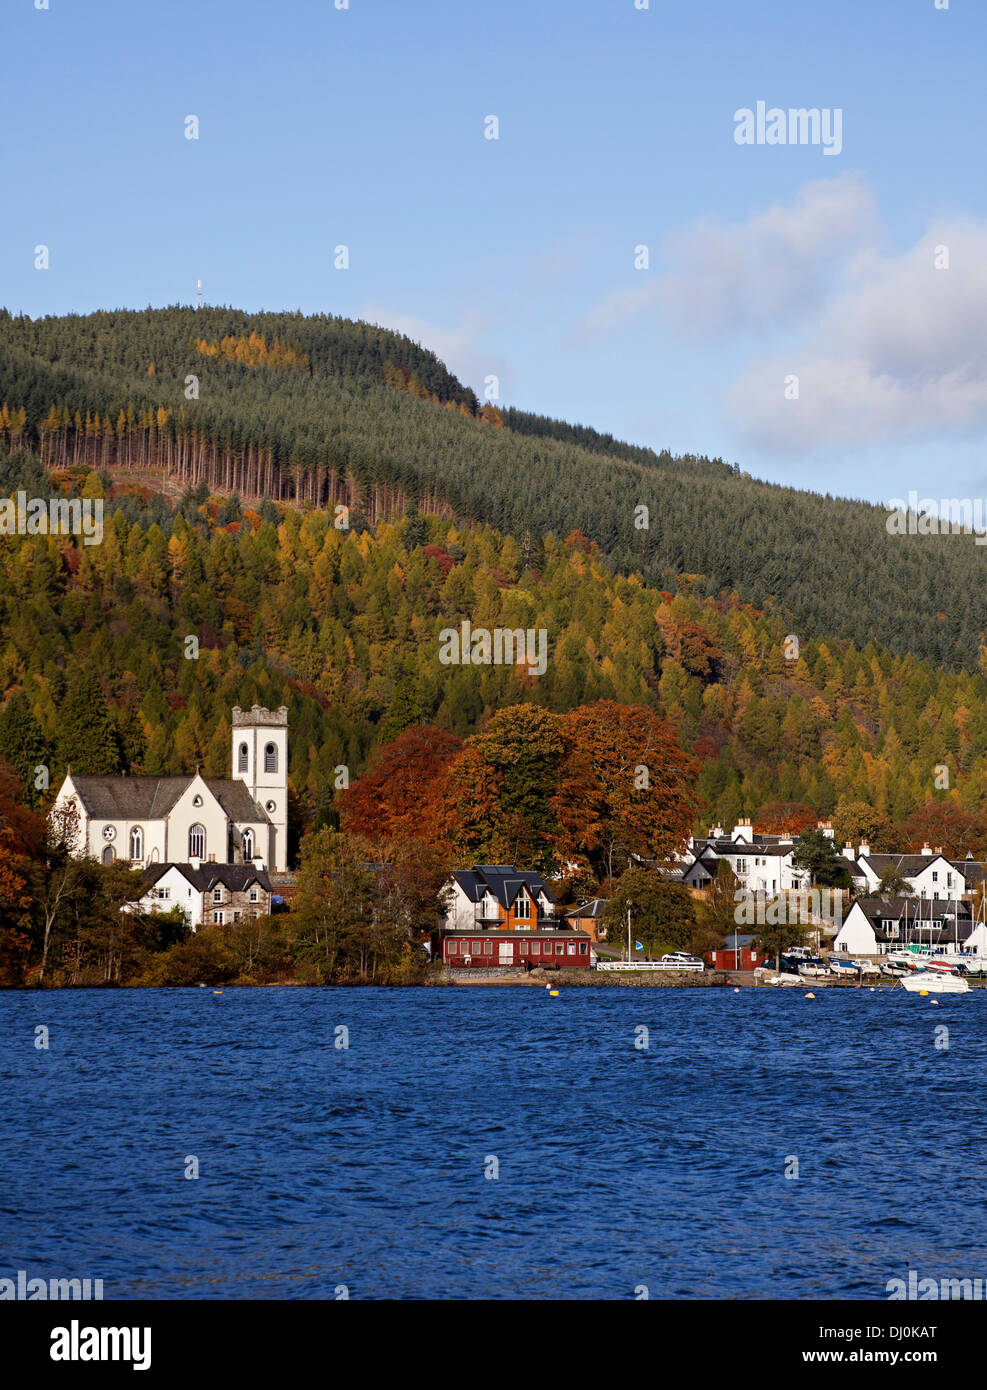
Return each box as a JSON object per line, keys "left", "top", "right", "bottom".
{"left": 1, "top": 986, "right": 985, "bottom": 1300}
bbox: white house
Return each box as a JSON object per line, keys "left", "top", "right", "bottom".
{"left": 130, "top": 862, "right": 273, "bottom": 931}
{"left": 855, "top": 849, "right": 966, "bottom": 901}
{"left": 52, "top": 704, "right": 289, "bottom": 872}
{"left": 833, "top": 897, "right": 984, "bottom": 956}
{"left": 439, "top": 865, "right": 558, "bottom": 931}
{"left": 680, "top": 819, "right": 815, "bottom": 896}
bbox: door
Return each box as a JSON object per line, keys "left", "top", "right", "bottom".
{"left": 499, "top": 941, "right": 514, "bottom": 965}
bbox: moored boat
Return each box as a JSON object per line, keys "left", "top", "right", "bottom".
{"left": 901, "top": 971, "right": 970, "bottom": 994}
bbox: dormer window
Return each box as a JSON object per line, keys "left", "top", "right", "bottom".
{"left": 213, "top": 887, "right": 223, "bottom": 903}
{"left": 514, "top": 895, "right": 531, "bottom": 919}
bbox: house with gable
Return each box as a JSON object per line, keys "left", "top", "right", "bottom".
{"left": 51, "top": 705, "right": 289, "bottom": 872}
{"left": 439, "top": 864, "right": 558, "bottom": 931}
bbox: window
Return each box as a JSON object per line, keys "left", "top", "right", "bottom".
{"left": 932, "top": 872, "right": 938, "bottom": 883}
{"left": 157, "top": 887, "right": 171, "bottom": 901}
{"left": 567, "top": 943, "right": 576, "bottom": 954}
{"left": 129, "top": 826, "right": 143, "bottom": 861}
{"left": 212, "top": 911, "right": 225, "bottom": 925}
{"left": 579, "top": 942, "right": 587, "bottom": 954}
{"left": 520, "top": 941, "right": 528, "bottom": 955}
{"left": 249, "top": 888, "right": 259, "bottom": 903}
{"left": 238, "top": 742, "right": 248, "bottom": 773}
{"left": 515, "top": 895, "right": 531, "bottom": 919}
{"left": 483, "top": 940, "right": 493, "bottom": 955}
{"left": 233, "top": 911, "right": 241, "bottom": 922}
{"left": 242, "top": 830, "right": 254, "bottom": 861}
{"left": 447, "top": 940, "right": 458, "bottom": 956}
{"left": 736, "top": 858, "right": 748, "bottom": 874}
{"left": 264, "top": 742, "right": 278, "bottom": 773}
{"left": 189, "top": 824, "right": 206, "bottom": 859}
{"left": 102, "top": 846, "right": 114, "bottom": 865}
{"left": 213, "top": 888, "right": 223, "bottom": 903}
{"left": 556, "top": 942, "right": 564, "bottom": 955}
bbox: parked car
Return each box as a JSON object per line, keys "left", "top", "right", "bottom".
{"left": 785, "top": 946, "right": 814, "bottom": 960}
{"left": 660, "top": 952, "right": 705, "bottom": 972}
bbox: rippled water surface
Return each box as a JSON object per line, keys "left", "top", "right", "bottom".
{"left": 2, "top": 986, "right": 985, "bottom": 1299}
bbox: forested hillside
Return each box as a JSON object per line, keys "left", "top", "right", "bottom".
{"left": 1, "top": 306, "right": 984, "bottom": 668}
{"left": 3, "top": 439, "right": 987, "bottom": 856}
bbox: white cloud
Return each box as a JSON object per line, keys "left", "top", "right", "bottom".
{"left": 729, "top": 219, "right": 987, "bottom": 453}
{"left": 662, "top": 173, "right": 878, "bottom": 338}
{"left": 575, "top": 173, "right": 877, "bottom": 343}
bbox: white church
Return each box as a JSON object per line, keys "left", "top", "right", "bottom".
{"left": 52, "top": 705, "right": 289, "bottom": 873}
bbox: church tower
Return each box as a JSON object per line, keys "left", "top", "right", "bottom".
{"left": 232, "top": 705, "right": 288, "bottom": 872}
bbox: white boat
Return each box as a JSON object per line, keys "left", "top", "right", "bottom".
{"left": 901, "top": 971, "right": 970, "bottom": 995}
{"left": 766, "top": 972, "right": 804, "bottom": 987}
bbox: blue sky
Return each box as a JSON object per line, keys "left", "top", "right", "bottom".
{"left": 3, "top": 0, "right": 986, "bottom": 504}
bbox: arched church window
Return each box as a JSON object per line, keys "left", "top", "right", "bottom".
{"left": 242, "top": 829, "right": 254, "bottom": 861}
{"left": 264, "top": 743, "right": 278, "bottom": 773}
{"left": 238, "top": 743, "right": 249, "bottom": 773}
{"left": 189, "top": 824, "right": 206, "bottom": 859}
{"left": 129, "top": 826, "right": 143, "bottom": 861}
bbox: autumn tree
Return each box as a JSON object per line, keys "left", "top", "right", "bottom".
{"left": 552, "top": 701, "right": 699, "bottom": 882}
{"left": 601, "top": 867, "right": 698, "bottom": 959}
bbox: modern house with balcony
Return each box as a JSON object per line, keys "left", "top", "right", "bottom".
{"left": 438, "top": 864, "right": 558, "bottom": 931}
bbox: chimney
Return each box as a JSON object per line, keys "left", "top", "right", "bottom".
{"left": 859, "top": 841, "right": 870, "bottom": 857}
{"left": 817, "top": 820, "right": 834, "bottom": 838}
{"left": 252, "top": 856, "right": 265, "bottom": 870}
{"left": 189, "top": 856, "right": 201, "bottom": 872}
{"left": 921, "top": 842, "right": 932, "bottom": 856}
{"left": 842, "top": 842, "right": 855, "bottom": 860}
{"left": 933, "top": 845, "right": 943, "bottom": 855}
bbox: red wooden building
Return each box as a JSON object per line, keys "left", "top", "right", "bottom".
{"left": 440, "top": 928, "right": 593, "bottom": 969}
{"left": 707, "top": 945, "right": 766, "bottom": 970}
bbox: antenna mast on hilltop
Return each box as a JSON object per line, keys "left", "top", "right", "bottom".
{"left": 196, "top": 279, "right": 203, "bottom": 310}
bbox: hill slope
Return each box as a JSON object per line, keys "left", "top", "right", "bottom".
{"left": 0, "top": 305, "right": 982, "bottom": 669}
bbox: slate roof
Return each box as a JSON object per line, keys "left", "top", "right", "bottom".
{"left": 68, "top": 775, "right": 268, "bottom": 824}
{"left": 452, "top": 865, "right": 556, "bottom": 908}
{"left": 140, "top": 863, "right": 272, "bottom": 893}
{"left": 845, "top": 897, "right": 974, "bottom": 943}
{"left": 859, "top": 853, "right": 955, "bottom": 876}
{"left": 69, "top": 776, "right": 190, "bottom": 819}
{"left": 566, "top": 898, "right": 608, "bottom": 919}
{"left": 850, "top": 896, "right": 972, "bottom": 921}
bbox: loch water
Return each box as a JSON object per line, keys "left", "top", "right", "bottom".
{"left": 1, "top": 986, "right": 984, "bottom": 1300}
